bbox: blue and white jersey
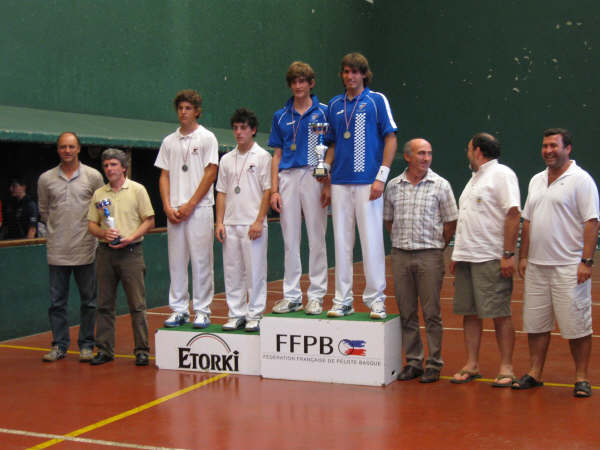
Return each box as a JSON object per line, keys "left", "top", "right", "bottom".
{"left": 325, "top": 87, "right": 397, "bottom": 184}
{"left": 268, "top": 95, "right": 327, "bottom": 171}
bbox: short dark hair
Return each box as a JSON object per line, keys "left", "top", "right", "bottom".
{"left": 56, "top": 131, "right": 81, "bottom": 148}
{"left": 230, "top": 108, "right": 258, "bottom": 135}
{"left": 173, "top": 89, "right": 202, "bottom": 116}
{"left": 9, "top": 177, "right": 26, "bottom": 188}
{"left": 471, "top": 132, "right": 500, "bottom": 159}
{"left": 543, "top": 128, "right": 572, "bottom": 147}
{"left": 340, "top": 52, "right": 373, "bottom": 87}
{"left": 286, "top": 61, "right": 315, "bottom": 87}
{"left": 101, "top": 148, "right": 128, "bottom": 169}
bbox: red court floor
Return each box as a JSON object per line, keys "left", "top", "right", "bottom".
{"left": 1, "top": 253, "right": 599, "bottom": 449}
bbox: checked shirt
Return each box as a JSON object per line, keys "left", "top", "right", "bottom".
{"left": 383, "top": 168, "right": 458, "bottom": 250}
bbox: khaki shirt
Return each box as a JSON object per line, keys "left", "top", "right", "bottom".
{"left": 88, "top": 178, "right": 154, "bottom": 243}
{"left": 38, "top": 163, "right": 104, "bottom": 266}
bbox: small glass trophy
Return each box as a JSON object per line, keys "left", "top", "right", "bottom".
{"left": 95, "top": 199, "right": 121, "bottom": 245}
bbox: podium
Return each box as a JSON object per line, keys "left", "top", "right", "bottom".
{"left": 155, "top": 313, "right": 403, "bottom": 386}
{"left": 155, "top": 324, "right": 261, "bottom": 375}
{"left": 261, "top": 312, "right": 402, "bottom": 386}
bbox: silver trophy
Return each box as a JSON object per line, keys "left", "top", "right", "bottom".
{"left": 95, "top": 199, "right": 121, "bottom": 245}
{"left": 309, "top": 122, "right": 329, "bottom": 178}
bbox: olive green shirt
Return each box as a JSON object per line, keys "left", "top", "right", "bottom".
{"left": 88, "top": 178, "right": 154, "bottom": 243}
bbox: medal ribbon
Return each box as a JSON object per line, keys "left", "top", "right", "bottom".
{"left": 343, "top": 93, "right": 360, "bottom": 136}
{"left": 289, "top": 108, "right": 302, "bottom": 149}
{"left": 234, "top": 149, "right": 250, "bottom": 191}
{"left": 181, "top": 136, "right": 192, "bottom": 169}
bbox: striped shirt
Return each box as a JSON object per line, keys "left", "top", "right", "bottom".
{"left": 383, "top": 168, "right": 458, "bottom": 250}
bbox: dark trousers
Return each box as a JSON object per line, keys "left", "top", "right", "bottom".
{"left": 95, "top": 244, "right": 149, "bottom": 357}
{"left": 391, "top": 248, "right": 445, "bottom": 370}
{"left": 48, "top": 263, "right": 97, "bottom": 351}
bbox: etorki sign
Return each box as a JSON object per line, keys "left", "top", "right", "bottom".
{"left": 155, "top": 328, "right": 261, "bottom": 375}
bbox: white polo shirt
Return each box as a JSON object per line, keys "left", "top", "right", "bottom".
{"left": 155, "top": 125, "right": 219, "bottom": 208}
{"left": 452, "top": 159, "right": 521, "bottom": 262}
{"left": 216, "top": 143, "right": 272, "bottom": 226}
{"left": 523, "top": 161, "right": 599, "bottom": 265}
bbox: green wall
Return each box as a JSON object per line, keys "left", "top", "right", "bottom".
{"left": 0, "top": 220, "right": 348, "bottom": 342}
{"left": 373, "top": 0, "right": 600, "bottom": 198}
{"left": 1, "top": 0, "right": 599, "bottom": 340}
{"left": 2, "top": 0, "right": 597, "bottom": 195}
{"left": 0, "top": 210, "right": 392, "bottom": 342}
{"left": 0, "top": 0, "right": 376, "bottom": 133}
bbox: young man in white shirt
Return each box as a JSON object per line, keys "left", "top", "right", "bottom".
{"left": 155, "top": 90, "right": 219, "bottom": 329}
{"left": 216, "top": 108, "right": 272, "bottom": 332}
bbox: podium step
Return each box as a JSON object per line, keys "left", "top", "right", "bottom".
{"left": 155, "top": 313, "right": 403, "bottom": 386}
{"left": 155, "top": 323, "right": 260, "bottom": 375}
{"left": 261, "top": 313, "right": 402, "bottom": 386}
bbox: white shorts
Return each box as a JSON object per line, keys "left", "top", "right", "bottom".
{"left": 523, "top": 262, "right": 592, "bottom": 339}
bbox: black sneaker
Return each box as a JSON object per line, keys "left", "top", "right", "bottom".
{"left": 90, "top": 352, "right": 114, "bottom": 365}
{"left": 135, "top": 353, "right": 149, "bottom": 366}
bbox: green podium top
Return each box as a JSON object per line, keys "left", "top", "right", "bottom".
{"left": 159, "top": 323, "right": 259, "bottom": 335}
{"left": 264, "top": 311, "right": 399, "bottom": 322}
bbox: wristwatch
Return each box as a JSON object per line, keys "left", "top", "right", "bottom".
{"left": 581, "top": 258, "right": 594, "bottom": 267}
{"left": 502, "top": 251, "right": 515, "bottom": 259}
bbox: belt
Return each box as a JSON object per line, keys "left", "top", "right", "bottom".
{"left": 99, "top": 242, "right": 141, "bottom": 250}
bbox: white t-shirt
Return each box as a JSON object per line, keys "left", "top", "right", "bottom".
{"left": 523, "top": 160, "right": 599, "bottom": 265}
{"left": 452, "top": 159, "right": 521, "bottom": 262}
{"left": 154, "top": 125, "right": 219, "bottom": 208}
{"left": 216, "top": 143, "right": 272, "bottom": 226}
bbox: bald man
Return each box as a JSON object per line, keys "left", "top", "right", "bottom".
{"left": 384, "top": 139, "right": 457, "bottom": 383}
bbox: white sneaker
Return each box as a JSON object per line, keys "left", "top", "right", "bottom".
{"left": 193, "top": 312, "right": 210, "bottom": 329}
{"left": 245, "top": 319, "right": 260, "bottom": 332}
{"left": 79, "top": 347, "right": 94, "bottom": 362}
{"left": 305, "top": 299, "right": 323, "bottom": 315}
{"left": 164, "top": 312, "right": 189, "bottom": 327}
{"left": 222, "top": 317, "right": 246, "bottom": 331}
{"left": 327, "top": 304, "right": 354, "bottom": 317}
{"left": 43, "top": 345, "right": 66, "bottom": 362}
{"left": 370, "top": 300, "right": 387, "bottom": 320}
{"left": 272, "top": 299, "right": 303, "bottom": 314}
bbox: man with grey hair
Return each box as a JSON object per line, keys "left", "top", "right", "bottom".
{"left": 88, "top": 148, "right": 155, "bottom": 366}
{"left": 384, "top": 138, "right": 458, "bottom": 383}
{"left": 38, "top": 131, "right": 104, "bottom": 362}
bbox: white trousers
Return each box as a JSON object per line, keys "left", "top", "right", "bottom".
{"left": 331, "top": 184, "right": 386, "bottom": 307}
{"left": 222, "top": 224, "right": 268, "bottom": 320}
{"left": 167, "top": 206, "right": 214, "bottom": 315}
{"left": 279, "top": 167, "right": 328, "bottom": 303}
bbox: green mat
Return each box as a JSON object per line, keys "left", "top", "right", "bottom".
{"left": 159, "top": 323, "right": 259, "bottom": 335}
{"left": 264, "top": 311, "right": 398, "bottom": 322}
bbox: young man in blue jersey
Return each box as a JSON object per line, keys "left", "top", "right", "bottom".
{"left": 323, "top": 52, "right": 398, "bottom": 319}
{"left": 269, "top": 61, "right": 329, "bottom": 315}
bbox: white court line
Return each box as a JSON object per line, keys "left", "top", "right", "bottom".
{"left": 0, "top": 427, "right": 186, "bottom": 450}
{"left": 430, "top": 326, "right": 600, "bottom": 339}
{"left": 144, "top": 312, "right": 600, "bottom": 338}
{"left": 146, "top": 295, "right": 600, "bottom": 313}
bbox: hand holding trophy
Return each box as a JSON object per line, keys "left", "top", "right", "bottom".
{"left": 95, "top": 199, "right": 121, "bottom": 245}
{"left": 310, "top": 122, "right": 329, "bottom": 179}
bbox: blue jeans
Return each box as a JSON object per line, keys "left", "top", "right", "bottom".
{"left": 48, "top": 263, "right": 98, "bottom": 351}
